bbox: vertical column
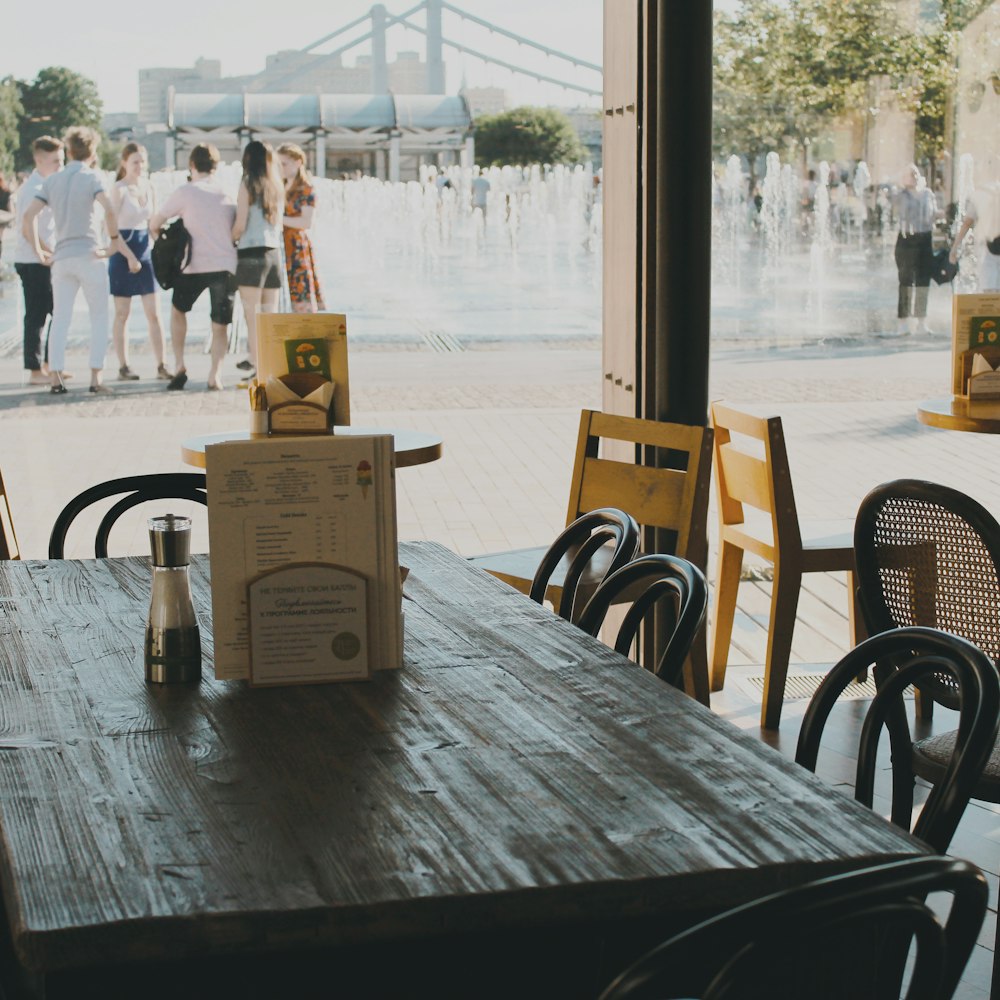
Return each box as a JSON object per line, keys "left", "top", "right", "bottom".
{"left": 426, "top": 0, "right": 446, "bottom": 94}
{"left": 650, "top": 0, "right": 712, "bottom": 427}
{"left": 462, "top": 136, "right": 475, "bottom": 170}
{"left": 314, "top": 133, "right": 326, "bottom": 179}
{"left": 375, "top": 149, "right": 387, "bottom": 180}
{"left": 372, "top": 4, "right": 388, "bottom": 93}
{"left": 388, "top": 133, "right": 401, "bottom": 183}
{"left": 165, "top": 134, "right": 176, "bottom": 170}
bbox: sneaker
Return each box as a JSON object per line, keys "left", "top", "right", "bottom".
{"left": 89, "top": 384, "right": 114, "bottom": 395}
{"left": 167, "top": 370, "right": 188, "bottom": 391}
{"left": 49, "top": 383, "right": 68, "bottom": 395}
{"left": 118, "top": 365, "right": 140, "bottom": 381}
{"left": 157, "top": 363, "right": 174, "bottom": 381}
{"left": 236, "top": 358, "right": 254, "bottom": 371}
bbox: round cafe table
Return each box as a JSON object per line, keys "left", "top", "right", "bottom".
{"left": 181, "top": 427, "right": 443, "bottom": 469}
{"left": 917, "top": 397, "right": 1000, "bottom": 434}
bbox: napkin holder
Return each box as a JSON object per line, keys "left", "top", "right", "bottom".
{"left": 967, "top": 351, "right": 1000, "bottom": 400}
{"left": 268, "top": 373, "right": 335, "bottom": 434}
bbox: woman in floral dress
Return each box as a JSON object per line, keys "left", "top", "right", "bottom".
{"left": 276, "top": 143, "right": 325, "bottom": 312}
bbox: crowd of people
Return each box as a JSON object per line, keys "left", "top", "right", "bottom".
{"left": 10, "top": 128, "right": 325, "bottom": 395}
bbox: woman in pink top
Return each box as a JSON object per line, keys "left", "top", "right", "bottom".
{"left": 149, "top": 143, "right": 237, "bottom": 391}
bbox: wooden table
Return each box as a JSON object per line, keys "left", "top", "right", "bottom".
{"left": 917, "top": 396, "right": 1000, "bottom": 433}
{"left": 180, "top": 427, "right": 443, "bottom": 469}
{"left": 0, "top": 543, "right": 927, "bottom": 998}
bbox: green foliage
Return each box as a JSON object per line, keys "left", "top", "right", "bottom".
{"left": 0, "top": 77, "right": 23, "bottom": 177}
{"left": 17, "top": 67, "right": 103, "bottom": 170}
{"left": 474, "top": 107, "right": 586, "bottom": 167}
{"left": 714, "top": 0, "right": 958, "bottom": 172}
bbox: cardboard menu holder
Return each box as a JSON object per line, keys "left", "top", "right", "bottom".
{"left": 254, "top": 313, "right": 351, "bottom": 432}
{"left": 951, "top": 293, "right": 1000, "bottom": 397}
{"left": 267, "top": 372, "right": 335, "bottom": 434}
{"left": 205, "top": 434, "right": 401, "bottom": 685}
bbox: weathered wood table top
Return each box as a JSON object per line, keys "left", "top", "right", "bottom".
{"left": 0, "top": 542, "right": 926, "bottom": 995}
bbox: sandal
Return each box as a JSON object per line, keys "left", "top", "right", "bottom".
{"left": 49, "top": 383, "right": 68, "bottom": 395}
{"left": 89, "top": 384, "right": 113, "bottom": 395}
{"left": 118, "top": 365, "right": 140, "bottom": 381}
{"left": 167, "top": 370, "right": 188, "bottom": 391}
{"left": 157, "top": 363, "right": 174, "bottom": 380}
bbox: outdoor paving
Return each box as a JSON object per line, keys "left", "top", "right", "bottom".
{"left": 1, "top": 287, "right": 999, "bottom": 997}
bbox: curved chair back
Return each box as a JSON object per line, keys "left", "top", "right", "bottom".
{"left": 49, "top": 474, "right": 208, "bottom": 559}
{"left": 854, "top": 479, "right": 1000, "bottom": 709}
{"left": 576, "top": 554, "right": 708, "bottom": 687}
{"left": 599, "top": 856, "right": 987, "bottom": 1000}
{"left": 795, "top": 627, "right": 1000, "bottom": 853}
{"left": 528, "top": 508, "right": 640, "bottom": 622}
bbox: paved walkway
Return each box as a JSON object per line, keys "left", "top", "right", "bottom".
{"left": 0, "top": 320, "right": 994, "bottom": 564}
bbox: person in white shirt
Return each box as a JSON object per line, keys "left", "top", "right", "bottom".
{"left": 13, "top": 136, "right": 64, "bottom": 385}
{"left": 22, "top": 126, "right": 126, "bottom": 395}
{"left": 950, "top": 176, "right": 1000, "bottom": 292}
{"left": 149, "top": 143, "right": 237, "bottom": 391}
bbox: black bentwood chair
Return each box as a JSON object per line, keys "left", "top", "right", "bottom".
{"left": 575, "top": 554, "right": 708, "bottom": 688}
{"left": 795, "top": 627, "right": 1000, "bottom": 855}
{"left": 527, "top": 507, "right": 640, "bottom": 623}
{"left": 49, "top": 474, "right": 208, "bottom": 559}
{"left": 598, "top": 856, "right": 987, "bottom": 1000}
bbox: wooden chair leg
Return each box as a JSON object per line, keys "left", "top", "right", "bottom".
{"left": 914, "top": 687, "right": 936, "bottom": 721}
{"left": 710, "top": 540, "right": 744, "bottom": 693}
{"left": 761, "top": 564, "right": 802, "bottom": 730}
{"left": 846, "top": 570, "right": 869, "bottom": 682}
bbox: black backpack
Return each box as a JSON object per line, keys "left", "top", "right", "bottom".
{"left": 151, "top": 219, "right": 192, "bottom": 290}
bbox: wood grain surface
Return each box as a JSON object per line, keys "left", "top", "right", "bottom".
{"left": 0, "top": 543, "right": 927, "bottom": 993}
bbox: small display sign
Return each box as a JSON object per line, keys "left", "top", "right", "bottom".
{"left": 247, "top": 563, "right": 369, "bottom": 686}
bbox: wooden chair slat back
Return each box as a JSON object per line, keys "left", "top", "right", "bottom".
{"left": 567, "top": 410, "right": 712, "bottom": 567}
{"left": 711, "top": 403, "right": 801, "bottom": 551}
{"left": 0, "top": 469, "right": 19, "bottom": 561}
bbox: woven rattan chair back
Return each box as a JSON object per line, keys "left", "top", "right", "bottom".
{"left": 854, "top": 479, "right": 1000, "bottom": 712}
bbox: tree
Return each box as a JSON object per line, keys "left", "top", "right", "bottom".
{"left": 473, "top": 107, "right": 586, "bottom": 167}
{"left": 0, "top": 77, "right": 23, "bottom": 176}
{"left": 17, "top": 67, "right": 102, "bottom": 170}
{"left": 714, "top": 0, "right": 957, "bottom": 175}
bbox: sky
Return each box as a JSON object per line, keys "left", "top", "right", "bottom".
{"left": 8, "top": 0, "right": 606, "bottom": 115}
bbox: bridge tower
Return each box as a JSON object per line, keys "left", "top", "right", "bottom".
{"left": 372, "top": 4, "right": 389, "bottom": 93}
{"left": 426, "top": 0, "right": 446, "bottom": 94}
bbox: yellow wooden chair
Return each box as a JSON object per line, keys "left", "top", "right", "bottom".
{"left": 471, "top": 409, "right": 713, "bottom": 700}
{"left": 709, "top": 402, "right": 862, "bottom": 729}
{"left": 0, "top": 469, "right": 20, "bottom": 560}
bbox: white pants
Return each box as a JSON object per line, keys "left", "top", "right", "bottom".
{"left": 49, "top": 254, "right": 109, "bottom": 372}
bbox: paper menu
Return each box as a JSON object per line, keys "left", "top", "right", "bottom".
{"left": 205, "top": 435, "right": 401, "bottom": 681}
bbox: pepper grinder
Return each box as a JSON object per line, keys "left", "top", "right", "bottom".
{"left": 145, "top": 514, "right": 201, "bottom": 684}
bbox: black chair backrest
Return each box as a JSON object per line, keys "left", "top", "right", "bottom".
{"left": 599, "top": 855, "right": 987, "bottom": 1000}
{"left": 528, "top": 507, "right": 640, "bottom": 622}
{"left": 575, "top": 553, "right": 707, "bottom": 687}
{"left": 49, "top": 474, "right": 208, "bottom": 559}
{"left": 854, "top": 479, "right": 1000, "bottom": 707}
{"left": 796, "top": 626, "right": 1000, "bottom": 853}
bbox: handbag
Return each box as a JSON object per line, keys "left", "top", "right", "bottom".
{"left": 931, "top": 247, "right": 958, "bottom": 285}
